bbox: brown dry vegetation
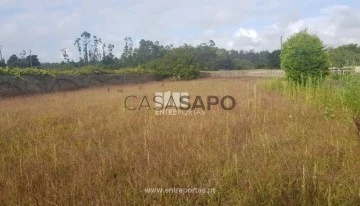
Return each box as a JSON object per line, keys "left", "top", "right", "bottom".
{"left": 0, "top": 77, "right": 360, "bottom": 205}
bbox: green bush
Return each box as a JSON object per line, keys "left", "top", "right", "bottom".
{"left": 146, "top": 47, "right": 200, "bottom": 80}
{"left": 341, "top": 75, "right": 360, "bottom": 116}
{"left": 0, "top": 67, "right": 56, "bottom": 77}
{"left": 0, "top": 66, "right": 156, "bottom": 77}
{"left": 281, "top": 30, "right": 330, "bottom": 84}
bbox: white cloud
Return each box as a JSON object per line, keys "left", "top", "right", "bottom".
{"left": 0, "top": 1, "right": 359, "bottom": 62}
{"left": 219, "top": 4, "right": 360, "bottom": 52}
{"left": 234, "top": 28, "right": 259, "bottom": 41}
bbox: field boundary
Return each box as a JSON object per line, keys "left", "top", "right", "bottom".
{"left": 0, "top": 73, "right": 159, "bottom": 98}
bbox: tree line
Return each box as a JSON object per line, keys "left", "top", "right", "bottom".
{"left": 1, "top": 31, "right": 282, "bottom": 71}
{"left": 2, "top": 31, "right": 360, "bottom": 73}
{"left": 328, "top": 44, "right": 360, "bottom": 68}
{"left": 0, "top": 49, "right": 40, "bottom": 68}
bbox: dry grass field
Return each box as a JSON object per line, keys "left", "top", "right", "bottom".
{"left": 0, "top": 77, "right": 360, "bottom": 205}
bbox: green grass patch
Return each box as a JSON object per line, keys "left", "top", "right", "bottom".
{"left": 0, "top": 66, "right": 156, "bottom": 77}
{"left": 266, "top": 74, "right": 360, "bottom": 131}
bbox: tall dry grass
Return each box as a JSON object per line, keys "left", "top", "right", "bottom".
{"left": 0, "top": 77, "right": 359, "bottom": 205}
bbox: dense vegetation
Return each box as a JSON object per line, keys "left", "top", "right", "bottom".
{"left": 328, "top": 44, "right": 360, "bottom": 67}
{"left": 0, "top": 66, "right": 154, "bottom": 77}
{"left": 281, "top": 30, "right": 330, "bottom": 83}
{"left": 145, "top": 47, "right": 200, "bottom": 79}
{"left": 0, "top": 31, "right": 281, "bottom": 74}
{"left": 1, "top": 31, "right": 360, "bottom": 80}
{"left": 53, "top": 36, "right": 282, "bottom": 71}
{"left": 268, "top": 73, "right": 360, "bottom": 136}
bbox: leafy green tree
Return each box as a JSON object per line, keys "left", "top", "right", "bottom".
{"left": 146, "top": 47, "right": 200, "bottom": 79}
{"left": 81, "top": 31, "right": 91, "bottom": 63}
{"left": 0, "top": 59, "right": 6, "bottom": 68}
{"left": 102, "top": 55, "right": 116, "bottom": 65}
{"left": 74, "top": 38, "right": 82, "bottom": 62}
{"left": 73, "top": 32, "right": 117, "bottom": 66}
{"left": 97, "top": 43, "right": 116, "bottom": 66}
{"left": 130, "top": 39, "right": 166, "bottom": 67}
{"left": 73, "top": 31, "right": 92, "bottom": 64}
{"left": 102, "top": 43, "right": 107, "bottom": 60}
{"left": 233, "top": 59, "right": 254, "bottom": 69}
{"left": 121, "top": 37, "right": 131, "bottom": 64}
{"left": 61, "top": 48, "right": 70, "bottom": 63}
{"left": 7, "top": 54, "right": 19, "bottom": 68}
{"left": 281, "top": 30, "right": 330, "bottom": 83}
{"left": 216, "top": 49, "right": 234, "bottom": 70}
{"left": 107, "top": 44, "right": 115, "bottom": 58}
{"left": 328, "top": 44, "right": 360, "bottom": 67}
{"left": 6, "top": 53, "right": 40, "bottom": 68}
{"left": 26, "top": 55, "right": 40, "bottom": 67}
{"left": 89, "top": 35, "right": 102, "bottom": 62}
{"left": 0, "top": 46, "right": 4, "bottom": 65}
{"left": 268, "top": 50, "right": 281, "bottom": 68}
{"left": 20, "top": 50, "right": 26, "bottom": 59}
{"left": 193, "top": 44, "right": 217, "bottom": 70}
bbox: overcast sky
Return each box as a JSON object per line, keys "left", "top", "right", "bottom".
{"left": 0, "top": 0, "right": 359, "bottom": 62}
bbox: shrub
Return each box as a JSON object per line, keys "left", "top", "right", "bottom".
{"left": 0, "top": 66, "right": 155, "bottom": 77}
{"left": 341, "top": 75, "right": 360, "bottom": 136}
{"left": 281, "top": 30, "right": 330, "bottom": 84}
{"left": 0, "top": 67, "right": 56, "bottom": 77}
{"left": 146, "top": 47, "right": 200, "bottom": 80}
{"left": 342, "top": 75, "right": 360, "bottom": 115}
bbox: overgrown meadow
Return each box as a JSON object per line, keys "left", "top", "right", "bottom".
{"left": 0, "top": 75, "right": 360, "bottom": 205}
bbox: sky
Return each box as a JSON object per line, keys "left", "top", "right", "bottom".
{"left": 0, "top": 0, "right": 359, "bottom": 62}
